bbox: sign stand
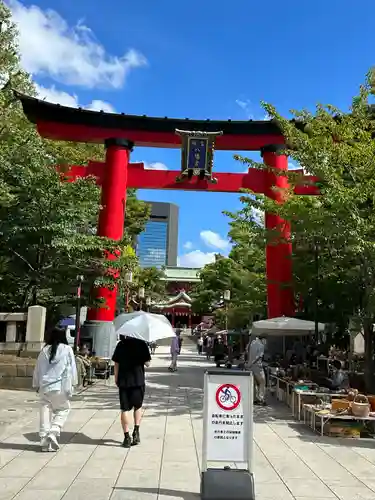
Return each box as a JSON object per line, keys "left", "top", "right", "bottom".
{"left": 201, "top": 369, "right": 255, "bottom": 500}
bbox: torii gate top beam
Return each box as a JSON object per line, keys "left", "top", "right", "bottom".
{"left": 16, "top": 92, "right": 284, "bottom": 151}
{"left": 64, "top": 162, "right": 319, "bottom": 196}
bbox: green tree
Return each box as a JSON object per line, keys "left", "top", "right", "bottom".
{"left": 135, "top": 267, "right": 167, "bottom": 301}
{"left": 234, "top": 70, "right": 375, "bottom": 390}
{"left": 192, "top": 202, "right": 267, "bottom": 330}
{"left": 0, "top": 2, "right": 149, "bottom": 323}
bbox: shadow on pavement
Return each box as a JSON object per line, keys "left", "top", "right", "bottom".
{"left": 22, "top": 431, "right": 121, "bottom": 447}
{"left": 296, "top": 434, "right": 375, "bottom": 448}
{"left": 253, "top": 400, "right": 295, "bottom": 423}
{"left": 0, "top": 441, "right": 39, "bottom": 452}
{"left": 114, "top": 486, "right": 199, "bottom": 499}
{"left": 78, "top": 383, "right": 203, "bottom": 419}
{"left": 0, "top": 432, "right": 122, "bottom": 453}
{"left": 157, "top": 354, "right": 207, "bottom": 364}
{"left": 75, "top": 358, "right": 207, "bottom": 418}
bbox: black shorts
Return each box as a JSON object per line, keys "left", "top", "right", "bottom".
{"left": 119, "top": 385, "right": 145, "bottom": 412}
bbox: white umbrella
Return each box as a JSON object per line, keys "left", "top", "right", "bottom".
{"left": 252, "top": 316, "right": 325, "bottom": 337}
{"left": 114, "top": 311, "right": 176, "bottom": 343}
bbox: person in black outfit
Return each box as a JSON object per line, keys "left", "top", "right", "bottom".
{"left": 112, "top": 335, "right": 151, "bottom": 448}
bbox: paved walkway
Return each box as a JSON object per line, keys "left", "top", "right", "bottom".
{"left": 1, "top": 347, "right": 375, "bottom": 499}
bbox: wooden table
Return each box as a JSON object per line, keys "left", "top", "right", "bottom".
{"left": 292, "top": 389, "right": 347, "bottom": 421}
{"left": 303, "top": 404, "right": 375, "bottom": 436}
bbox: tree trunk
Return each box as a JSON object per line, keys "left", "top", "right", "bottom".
{"left": 363, "top": 318, "right": 375, "bottom": 393}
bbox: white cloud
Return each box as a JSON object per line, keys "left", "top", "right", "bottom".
{"left": 183, "top": 241, "right": 193, "bottom": 250}
{"left": 9, "top": 0, "right": 147, "bottom": 89}
{"left": 235, "top": 99, "right": 253, "bottom": 120}
{"left": 87, "top": 100, "right": 115, "bottom": 113}
{"left": 236, "top": 98, "right": 270, "bottom": 121}
{"left": 200, "top": 230, "right": 229, "bottom": 251}
{"left": 143, "top": 161, "right": 168, "bottom": 170}
{"left": 35, "top": 83, "right": 115, "bottom": 113}
{"left": 178, "top": 250, "right": 216, "bottom": 268}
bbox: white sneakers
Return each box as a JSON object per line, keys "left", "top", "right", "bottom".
{"left": 40, "top": 433, "right": 60, "bottom": 452}
{"left": 49, "top": 433, "right": 60, "bottom": 450}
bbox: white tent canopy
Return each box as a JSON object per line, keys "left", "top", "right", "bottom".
{"left": 252, "top": 316, "right": 325, "bottom": 337}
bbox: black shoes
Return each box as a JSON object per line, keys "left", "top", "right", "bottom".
{"left": 123, "top": 428, "right": 140, "bottom": 447}
{"left": 132, "top": 427, "right": 140, "bottom": 446}
{"left": 122, "top": 433, "right": 132, "bottom": 448}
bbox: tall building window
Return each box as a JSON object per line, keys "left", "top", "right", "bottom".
{"left": 137, "top": 220, "right": 168, "bottom": 267}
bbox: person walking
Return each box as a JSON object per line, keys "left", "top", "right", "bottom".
{"left": 197, "top": 336, "right": 203, "bottom": 355}
{"left": 206, "top": 336, "right": 212, "bottom": 360}
{"left": 149, "top": 341, "right": 157, "bottom": 355}
{"left": 112, "top": 335, "right": 151, "bottom": 448}
{"left": 33, "top": 328, "right": 78, "bottom": 452}
{"left": 76, "top": 345, "right": 94, "bottom": 386}
{"left": 247, "top": 335, "right": 267, "bottom": 405}
{"left": 169, "top": 333, "right": 180, "bottom": 372}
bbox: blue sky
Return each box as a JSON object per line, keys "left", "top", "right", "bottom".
{"left": 9, "top": 0, "right": 375, "bottom": 266}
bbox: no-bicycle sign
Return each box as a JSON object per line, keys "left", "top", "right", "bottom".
{"left": 215, "top": 383, "right": 241, "bottom": 411}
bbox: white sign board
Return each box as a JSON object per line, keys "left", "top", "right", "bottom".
{"left": 202, "top": 370, "right": 253, "bottom": 468}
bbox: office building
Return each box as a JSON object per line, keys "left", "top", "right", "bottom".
{"left": 137, "top": 202, "right": 179, "bottom": 267}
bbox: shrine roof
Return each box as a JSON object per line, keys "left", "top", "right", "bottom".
{"left": 162, "top": 266, "right": 200, "bottom": 282}
{"left": 15, "top": 92, "right": 285, "bottom": 149}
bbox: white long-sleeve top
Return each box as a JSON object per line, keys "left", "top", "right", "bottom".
{"left": 33, "top": 344, "right": 78, "bottom": 395}
{"left": 248, "top": 338, "right": 264, "bottom": 368}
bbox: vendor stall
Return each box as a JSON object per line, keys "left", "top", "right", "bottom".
{"left": 292, "top": 386, "right": 348, "bottom": 421}
{"left": 302, "top": 393, "right": 375, "bottom": 437}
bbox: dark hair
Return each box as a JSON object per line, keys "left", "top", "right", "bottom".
{"left": 45, "top": 328, "right": 68, "bottom": 363}
{"left": 332, "top": 359, "right": 342, "bottom": 370}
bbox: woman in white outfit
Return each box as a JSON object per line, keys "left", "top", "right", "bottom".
{"left": 33, "top": 328, "right": 78, "bottom": 451}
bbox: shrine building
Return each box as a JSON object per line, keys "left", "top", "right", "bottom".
{"left": 151, "top": 266, "right": 201, "bottom": 328}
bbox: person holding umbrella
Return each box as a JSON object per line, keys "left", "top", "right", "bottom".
{"left": 112, "top": 335, "right": 151, "bottom": 448}
{"left": 113, "top": 311, "right": 177, "bottom": 442}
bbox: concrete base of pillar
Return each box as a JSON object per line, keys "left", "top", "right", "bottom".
{"left": 25, "top": 341, "right": 44, "bottom": 352}
{"left": 81, "top": 320, "right": 117, "bottom": 358}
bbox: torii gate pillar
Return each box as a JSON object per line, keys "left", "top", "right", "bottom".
{"left": 261, "top": 144, "right": 294, "bottom": 318}
{"left": 83, "top": 138, "right": 133, "bottom": 357}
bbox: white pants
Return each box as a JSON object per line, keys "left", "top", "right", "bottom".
{"left": 252, "top": 367, "right": 266, "bottom": 402}
{"left": 170, "top": 352, "right": 178, "bottom": 369}
{"left": 39, "top": 391, "right": 70, "bottom": 438}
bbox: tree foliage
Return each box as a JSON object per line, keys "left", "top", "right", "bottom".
{"left": 233, "top": 70, "right": 375, "bottom": 389}
{"left": 0, "top": 2, "right": 149, "bottom": 322}
{"left": 193, "top": 68, "right": 375, "bottom": 389}
{"left": 135, "top": 267, "right": 167, "bottom": 301}
{"left": 192, "top": 204, "right": 267, "bottom": 330}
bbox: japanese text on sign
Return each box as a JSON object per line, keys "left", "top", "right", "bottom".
{"left": 211, "top": 412, "right": 244, "bottom": 440}
{"left": 187, "top": 138, "right": 208, "bottom": 171}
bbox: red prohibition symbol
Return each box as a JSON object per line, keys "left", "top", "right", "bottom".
{"left": 215, "top": 383, "right": 241, "bottom": 411}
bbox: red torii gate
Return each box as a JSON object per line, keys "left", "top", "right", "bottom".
{"left": 17, "top": 93, "right": 319, "bottom": 355}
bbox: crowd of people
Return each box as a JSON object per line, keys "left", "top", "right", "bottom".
{"left": 32, "top": 324, "right": 350, "bottom": 453}
{"left": 195, "top": 332, "right": 351, "bottom": 408}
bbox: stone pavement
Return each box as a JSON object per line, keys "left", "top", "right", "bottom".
{"left": 1, "top": 346, "right": 375, "bottom": 499}
{"left": 0, "top": 390, "right": 38, "bottom": 436}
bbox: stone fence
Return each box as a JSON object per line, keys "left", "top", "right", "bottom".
{"left": 0, "top": 305, "right": 46, "bottom": 389}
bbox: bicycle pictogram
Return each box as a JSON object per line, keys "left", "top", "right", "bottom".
{"left": 215, "top": 384, "right": 241, "bottom": 411}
